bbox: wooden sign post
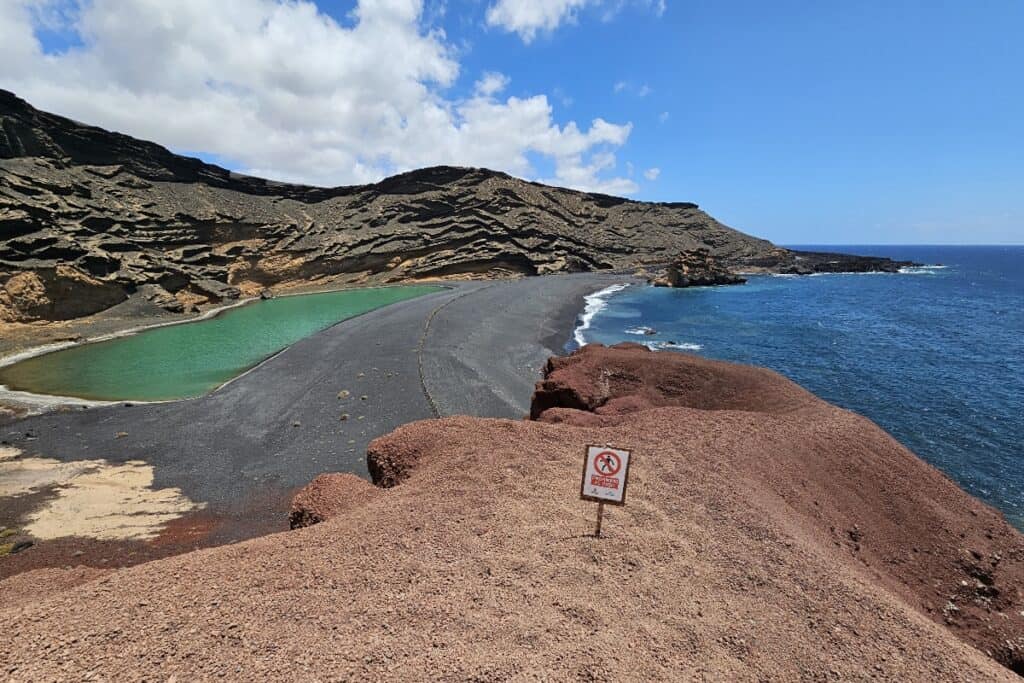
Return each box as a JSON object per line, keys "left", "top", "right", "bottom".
{"left": 580, "top": 445, "right": 632, "bottom": 537}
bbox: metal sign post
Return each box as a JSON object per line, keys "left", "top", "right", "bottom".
{"left": 580, "top": 445, "right": 632, "bottom": 538}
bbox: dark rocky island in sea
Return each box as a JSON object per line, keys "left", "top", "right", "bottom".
{"left": 1, "top": 89, "right": 912, "bottom": 325}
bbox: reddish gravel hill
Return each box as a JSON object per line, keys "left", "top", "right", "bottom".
{"left": 2, "top": 344, "right": 1022, "bottom": 680}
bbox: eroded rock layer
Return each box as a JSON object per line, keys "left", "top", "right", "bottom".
{"left": 1, "top": 89, "right": 910, "bottom": 322}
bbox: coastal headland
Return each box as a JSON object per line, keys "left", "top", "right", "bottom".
{"left": 2, "top": 343, "right": 1022, "bottom": 679}
{"left": 1, "top": 89, "right": 1018, "bottom": 678}
{"left": 1, "top": 88, "right": 911, "bottom": 332}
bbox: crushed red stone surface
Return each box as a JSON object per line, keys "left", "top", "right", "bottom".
{"left": 288, "top": 472, "right": 381, "bottom": 529}
{"left": 2, "top": 343, "right": 1022, "bottom": 680}
{"left": 0, "top": 565, "right": 111, "bottom": 611}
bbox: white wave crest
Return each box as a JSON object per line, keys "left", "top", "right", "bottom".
{"left": 899, "top": 264, "right": 949, "bottom": 274}
{"left": 624, "top": 326, "right": 656, "bottom": 336}
{"left": 573, "top": 283, "right": 630, "bottom": 347}
{"left": 643, "top": 341, "right": 703, "bottom": 352}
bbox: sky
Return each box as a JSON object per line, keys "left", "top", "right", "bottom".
{"left": 1, "top": 0, "right": 1022, "bottom": 244}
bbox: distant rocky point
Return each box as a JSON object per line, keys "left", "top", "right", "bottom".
{"left": 649, "top": 248, "right": 747, "bottom": 287}
{"left": 1, "top": 89, "right": 913, "bottom": 324}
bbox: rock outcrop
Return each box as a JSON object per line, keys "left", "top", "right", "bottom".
{"left": 2, "top": 345, "right": 1022, "bottom": 678}
{"left": 532, "top": 344, "right": 1024, "bottom": 674}
{"left": 648, "top": 248, "right": 747, "bottom": 287}
{"left": 1, "top": 89, "right": 912, "bottom": 323}
{"left": 288, "top": 472, "right": 380, "bottom": 530}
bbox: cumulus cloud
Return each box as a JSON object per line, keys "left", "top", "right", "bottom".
{"left": 475, "top": 72, "right": 511, "bottom": 97}
{"left": 486, "top": 0, "right": 665, "bottom": 43}
{"left": 0, "top": 0, "right": 637, "bottom": 194}
{"left": 486, "top": 0, "right": 589, "bottom": 43}
{"left": 643, "top": 167, "right": 660, "bottom": 180}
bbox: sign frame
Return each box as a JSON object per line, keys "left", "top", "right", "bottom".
{"left": 580, "top": 444, "right": 633, "bottom": 507}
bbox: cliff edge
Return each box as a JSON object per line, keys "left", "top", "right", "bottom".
{"left": 4, "top": 345, "right": 1020, "bottom": 679}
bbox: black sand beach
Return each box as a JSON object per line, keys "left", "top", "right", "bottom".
{"left": 0, "top": 273, "right": 629, "bottom": 569}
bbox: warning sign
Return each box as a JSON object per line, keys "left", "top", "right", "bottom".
{"left": 580, "top": 445, "right": 632, "bottom": 505}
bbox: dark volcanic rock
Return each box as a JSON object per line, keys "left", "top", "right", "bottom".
{"left": 738, "top": 248, "right": 919, "bottom": 275}
{"left": 782, "top": 250, "right": 919, "bottom": 274}
{"left": 1, "top": 89, "right": 911, "bottom": 322}
{"left": 648, "top": 248, "right": 747, "bottom": 287}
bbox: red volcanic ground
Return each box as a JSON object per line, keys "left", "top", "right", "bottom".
{"left": 2, "top": 343, "right": 1021, "bottom": 679}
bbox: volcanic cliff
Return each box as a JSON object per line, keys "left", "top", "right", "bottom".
{"left": 0, "top": 89, "right": 910, "bottom": 324}
{"left": 3, "top": 344, "right": 1021, "bottom": 679}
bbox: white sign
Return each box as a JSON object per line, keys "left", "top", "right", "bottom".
{"left": 580, "top": 445, "right": 632, "bottom": 505}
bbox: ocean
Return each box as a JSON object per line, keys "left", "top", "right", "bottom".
{"left": 573, "top": 246, "right": 1024, "bottom": 528}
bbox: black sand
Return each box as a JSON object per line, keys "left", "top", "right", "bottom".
{"left": 0, "top": 273, "right": 628, "bottom": 543}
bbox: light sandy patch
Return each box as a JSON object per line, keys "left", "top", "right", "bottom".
{"left": 0, "top": 454, "right": 95, "bottom": 495}
{"left": 0, "top": 455, "right": 204, "bottom": 540}
{"left": 0, "top": 445, "right": 21, "bottom": 462}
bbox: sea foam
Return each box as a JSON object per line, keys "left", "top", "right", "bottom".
{"left": 644, "top": 341, "right": 703, "bottom": 352}
{"left": 899, "top": 264, "right": 950, "bottom": 275}
{"left": 574, "top": 283, "right": 630, "bottom": 347}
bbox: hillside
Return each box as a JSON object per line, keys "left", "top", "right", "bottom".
{"left": 2, "top": 344, "right": 1021, "bottom": 679}
{"left": 0, "top": 89, "right": 907, "bottom": 324}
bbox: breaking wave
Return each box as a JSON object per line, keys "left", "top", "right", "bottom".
{"left": 573, "top": 283, "right": 630, "bottom": 347}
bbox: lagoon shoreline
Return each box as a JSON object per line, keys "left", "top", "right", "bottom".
{"left": 0, "top": 272, "right": 632, "bottom": 576}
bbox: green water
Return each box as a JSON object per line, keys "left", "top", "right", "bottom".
{"left": 0, "top": 286, "right": 442, "bottom": 401}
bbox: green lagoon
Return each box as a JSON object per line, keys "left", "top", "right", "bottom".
{"left": 0, "top": 285, "right": 442, "bottom": 402}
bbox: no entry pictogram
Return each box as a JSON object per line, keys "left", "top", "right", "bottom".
{"left": 580, "top": 445, "right": 633, "bottom": 538}
{"left": 593, "top": 450, "right": 621, "bottom": 476}
{"left": 581, "top": 446, "right": 630, "bottom": 505}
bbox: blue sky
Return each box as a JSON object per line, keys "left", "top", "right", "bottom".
{"left": 6, "top": 0, "right": 1024, "bottom": 244}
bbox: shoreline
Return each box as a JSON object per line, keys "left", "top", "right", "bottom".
{"left": 0, "top": 272, "right": 630, "bottom": 576}
{"left": 0, "top": 282, "right": 458, "bottom": 414}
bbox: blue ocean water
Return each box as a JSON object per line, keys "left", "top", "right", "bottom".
{"left": 575, "top": 246, "right": 1024, "bottom": 528}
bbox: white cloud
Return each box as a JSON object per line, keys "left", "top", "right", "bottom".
{"left": 475, "top": 71, "right": 510, "bottom": 96}
{"left": 613, "top": 80, "right": 628, "bottom": 94}
{"left": 643, "top": 167, "right": 660, "bottom": 180}
{"left": 0, "top": 0, "right": 636, "bottom": 194}
{"left": 486, "top": 0, "right": 590, "bottom": 43}
{"left": 658, "top": 111, "right": 670, "bottom": 124}
{"left": 486, "top": 0, "right": 665, "bottom": 43}
{"left": 637, "top": 84, "right": 652, "bottom": 97}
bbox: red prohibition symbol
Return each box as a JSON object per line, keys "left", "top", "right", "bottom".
{"left": 593, "top": 450, "right": 622, "bottom": 476}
